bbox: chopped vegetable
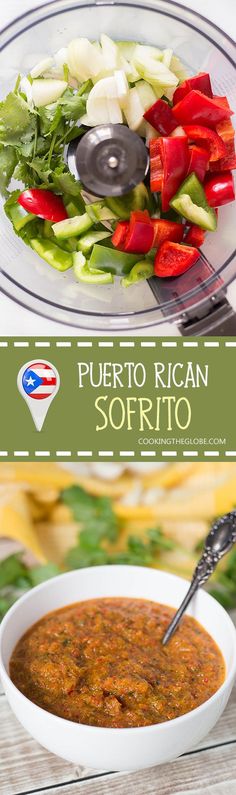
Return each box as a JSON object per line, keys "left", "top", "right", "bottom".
{"left": 173, "top": 90, "right": 232, "bottom": 128}
{"left": 121, "top": 210, "right": 154, "bottom": 254}
{"left": 184, "top": 224, "right": 205, "bottom": 247}
{"left": 121, "top": 259, "right": 154, "bottom": 287}
{"left": 78, "top": 230, "right": 111, "bottom": 255}
{"left": 0, "top": 35, "right": 235, "bottom": 291}
{"left": 106, "top": 183, "right": 149, "bottom": 220}
{"left": 89, "top": 244, "right": 143, "bottom": 275}
{"left": 170, "top": 172, "right": 217, "bottom": 231}
{"left": 31, "top": 238, "right": 73, "bottom": 270}
{"left": 204, "top": 171, "right": 235, "bottom": 207}
{"left": 111, "top": 221, "right": 129, "bottom": 250}
{"left": 173, "top": 72, "right": 213, "bottom": 105}
{"left": 149, "top": 141, "right": 163, "bottom": 192}
{"left": 18, "top": 189, "right": 68, "bottom": 222}
{"left": 216, "top": 116, "right": 235, "bottom": 158}
{"left": 73, "top": 251, "right": 113, "bottom": 284}
{"left": 143, "top": 98, "right": 177, "bottom": 135}
{"left": 52, "top": 212, "right": 92, "bottom": 239}
{"left": 150, "top": 136, "right": 189, "bottom": 210}
{"left": 8, "top": 202, "right": 35, "bottom": 232}
{"left": 186, "top": 145, "right": 209, "bottom": 182}
{"left": 154, "top": 240, "right": 200, "bottom": 277}
{"left": 183, "top": 125, "right": 226, "bottom": 162}
{"left": 209, "top": 153, "right": 236, "bottom": 173}
{"left": 151, "top": 218, "right": 184, "bottom": 247}
{"left": 31, "top": 79, "right": 67, "bottom": 107}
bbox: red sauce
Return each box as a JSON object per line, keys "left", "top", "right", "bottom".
{"left": 10, "top": 598, "right": 225, "bottom": 728}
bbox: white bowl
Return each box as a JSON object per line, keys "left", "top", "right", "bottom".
{"left": 0, "top": 566, "right": 236, "bottom": 772}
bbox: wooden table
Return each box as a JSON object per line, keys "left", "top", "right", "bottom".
{"left": 1, "top": 539, "right": 236, "bottom": 795}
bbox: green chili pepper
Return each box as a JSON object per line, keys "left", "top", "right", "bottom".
{"left": 89, "top": 244, "right": 143, "bottom": 276}
{"left": 31, "top": 238, "right": 73, "bottom": 270}
{"left": 73, "top": 252, "right": 114, "bottom": 284}
{"left": 170, "top": 172, "right": 217, "bottom": 231}
{"left": 121, "top": 260, "right": 154, "bottom": 287}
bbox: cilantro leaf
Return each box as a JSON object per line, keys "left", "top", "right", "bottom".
{"left": 0, "top": 146, "right": 17, "bottom": 195}
{"left": 58, "top": 88, "right": 87, "bottom": 121}
{"left": 0, "top": 92, "right": 36, "bottom": 146}
{"left": 62, "top": 485, "right": 118, "bottom": 543}
{"left": 29, "top": 563, "right": 61, "bottom": 586}
{"left": 0, "top": 554, "right": 30, "bottom": 589}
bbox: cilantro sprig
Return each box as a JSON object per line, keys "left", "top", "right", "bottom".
{"left": 0, "top": 485, "right": 174, "bottom": 618}
{"left": 0, "top": 83, "right": 89, "bottom": 198}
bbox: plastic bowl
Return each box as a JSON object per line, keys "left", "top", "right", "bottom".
{"left": 0, "top": 0, "right": 236, "bottom": 330}
{"left": 0, "top": 566, "right": 236, "bottom": 771}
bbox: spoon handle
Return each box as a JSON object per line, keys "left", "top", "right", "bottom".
{"left": 162, "top": 510, "right": 236, "bottom": 646}
{"left": 162, "top": 579, "right": 199, "bottom": 646}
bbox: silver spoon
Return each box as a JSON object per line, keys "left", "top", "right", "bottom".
{"left": 162, "top": 511, "right": 236, "bottom": 646}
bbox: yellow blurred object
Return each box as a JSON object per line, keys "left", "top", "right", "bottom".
{"left": 140, "top": 462, "right": 197, "bottom": 489}
{"left": 0, "top": 490, "right": 46, "bottom": 562}
{"left": 0, "top": 463, "right": 75, "bottom": 489}
{"left": 215, "top": 475, "right": 236, "bottom": 515}
{"left": 35, "top": 522, "right": 78, "bottom": 565}
{"left": 1, "top": 462, "right": 236, "bottom": 569}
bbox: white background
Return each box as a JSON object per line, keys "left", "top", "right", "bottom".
{"left": 0, "top": 0, "right": 235, "bottom": 336}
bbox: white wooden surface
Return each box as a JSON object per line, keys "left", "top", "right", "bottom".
{"left": 0, "top": 537, "right": 236, "bottom": 795}
{"left": 1, "top": 683, "right": 236, "bottom": 795}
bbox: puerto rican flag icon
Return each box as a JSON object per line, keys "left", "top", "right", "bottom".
{"left": 22, "top": 362, "right": 57, "bottom": 400}
{"left": 17, "top": 359, "right": 60, "bottom": 431}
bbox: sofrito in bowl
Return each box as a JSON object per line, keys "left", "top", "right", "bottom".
{"left": 0, "top": 566, "right": 236, "bottom": 771}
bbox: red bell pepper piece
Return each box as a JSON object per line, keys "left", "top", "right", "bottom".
{"left": 187, "top": 145, "right": 209, "bottom": 182}
{"left": 151, "top": 219, "right": 184, "bottom": 248}
{"left": 18, "top": 189, "right": 68, "bottom": 222}
{"left": 185, "top": 225, "right": 205, "bottom": 247}
{"left": 149, "top": 141, "right": 163, "bottom": 192}
{"left": 123, "top": 211, "right": 154, "bottom": 254}
{"left": 173, "top": 72, "right": 213, "bottom": 105}
{"left": 216, "top": 119, "right": 235, "bottom": 157}
{"left": 173, "top": 91, "right": 232, "bottom": 129}
{"left": 183, "top": 125, "right": 226, "bottom": 162}
{"left": 209, "top": 153, "right": 236, "bottom": 172}
{"left": 204, "top": 171, "right": 235, "bottom": 207}
{"left": 144, "top": 98, "right": 177, "bottom": 135}
{"left": 150, "top": 136, "right": 189, "bottom": 211}
{"left": 111, "top": 221, "right": 129, "bottom": 251}
{"left": 154, "top": 241, "right": 200, "bottom": 277}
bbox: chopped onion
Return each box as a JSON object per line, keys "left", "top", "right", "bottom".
{"left": 31, "top": 78, "right": 67, "bottom": 107}
{"left": 30, "top": 57, "right": 54, "bottom": 78}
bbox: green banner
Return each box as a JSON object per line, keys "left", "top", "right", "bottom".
{"left": 0, "top": 337, "right": 236, "bottom": 461}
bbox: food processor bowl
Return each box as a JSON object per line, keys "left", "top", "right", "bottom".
{"left": 0, "top": 0, "right": 235, "bottom": 332}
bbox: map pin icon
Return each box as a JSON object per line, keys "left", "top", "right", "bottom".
{"left": 17, "top": 359, "right": 60, "bottom": 431}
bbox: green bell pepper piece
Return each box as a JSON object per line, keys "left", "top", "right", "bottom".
{"left": 86, "top": 202, "right": 118, "bottom": 223}
{"left": 105, "top": 183, "right": 149, "bottom": 220}
{"left": 78, "top": 230, "right": 111, "bottom": 255}
{"left": 43, "top": 220, "right": 54, "bottom": 238}
{"left": 31, "top": 238, "right": 73, "bottom": 271}
{"left": 64, "top": 196, "right": 85, "bottom": 217}
{"left": 52, "top": 213, "right": 93, "bottom": 239}
{"left": 122, "top": 260, "right": 154, "bottom": 287}
{"left": 8, "top": 203, "right": 35, "bottom": 232}
{"left": 43, "top": 220, "right": 77, "bottom": 251}
{"left": 170, "top": 173, "right": 217, "bottom": 232}
{"left": 73, "top": 252, "right": 114, "bottom": 284}
{"left": 89, "top": 245, "right": 143, "bottom": 276}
